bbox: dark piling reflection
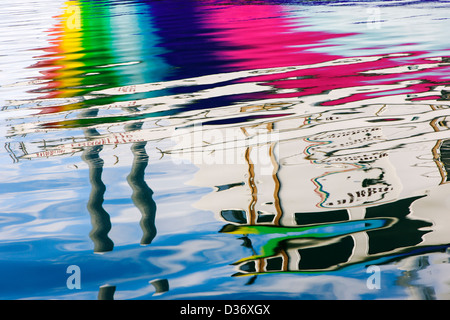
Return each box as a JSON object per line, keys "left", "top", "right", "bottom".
{"left": 81, "top": 109, "right": 114, "bottom": 254}
{"left": 98, "top": 285, "right": 116, "bottom": 300}
{"left": 149, "top": 279, "right": 169, "bottom": 296}
{"left": 125, "top": 121, "right": 157, "bottom": 246}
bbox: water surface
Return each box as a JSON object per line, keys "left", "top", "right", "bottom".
{"left": 1, "top": 0, "right": 450, "bottom": 300}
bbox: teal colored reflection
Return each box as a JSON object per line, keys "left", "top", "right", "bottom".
{"left": 107, "top": 3, "right": 171, "bottom": 88}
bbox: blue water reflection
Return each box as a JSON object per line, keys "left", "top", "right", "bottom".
{"left": 1, "top": 0, "right": 450, "bottom": 300}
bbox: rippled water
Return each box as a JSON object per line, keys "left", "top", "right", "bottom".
{"left": 1, "top": 0, "right": 450, "bottom": 300}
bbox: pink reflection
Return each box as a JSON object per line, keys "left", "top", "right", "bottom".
{"left": 200, "top": 5, "right": 450, "bottom": 105}
{"left": 201, "top": 5, "right": 350, "bottom": 70}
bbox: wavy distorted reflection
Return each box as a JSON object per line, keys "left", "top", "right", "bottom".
{"left": 81, "top": 108, "right": 114, "bottom": 254}
{"left": 125, "top": 120, "right": 157, "bottom": 246}
{"left": 2, "top": 0, "right": 450, "bottom": 300}
{"left": 21, "top": 0, "right": 166, "bottom": 299}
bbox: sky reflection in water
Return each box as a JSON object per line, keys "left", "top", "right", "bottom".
{"left": 1, "top": 0, "right": 450, "bottom": 300}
